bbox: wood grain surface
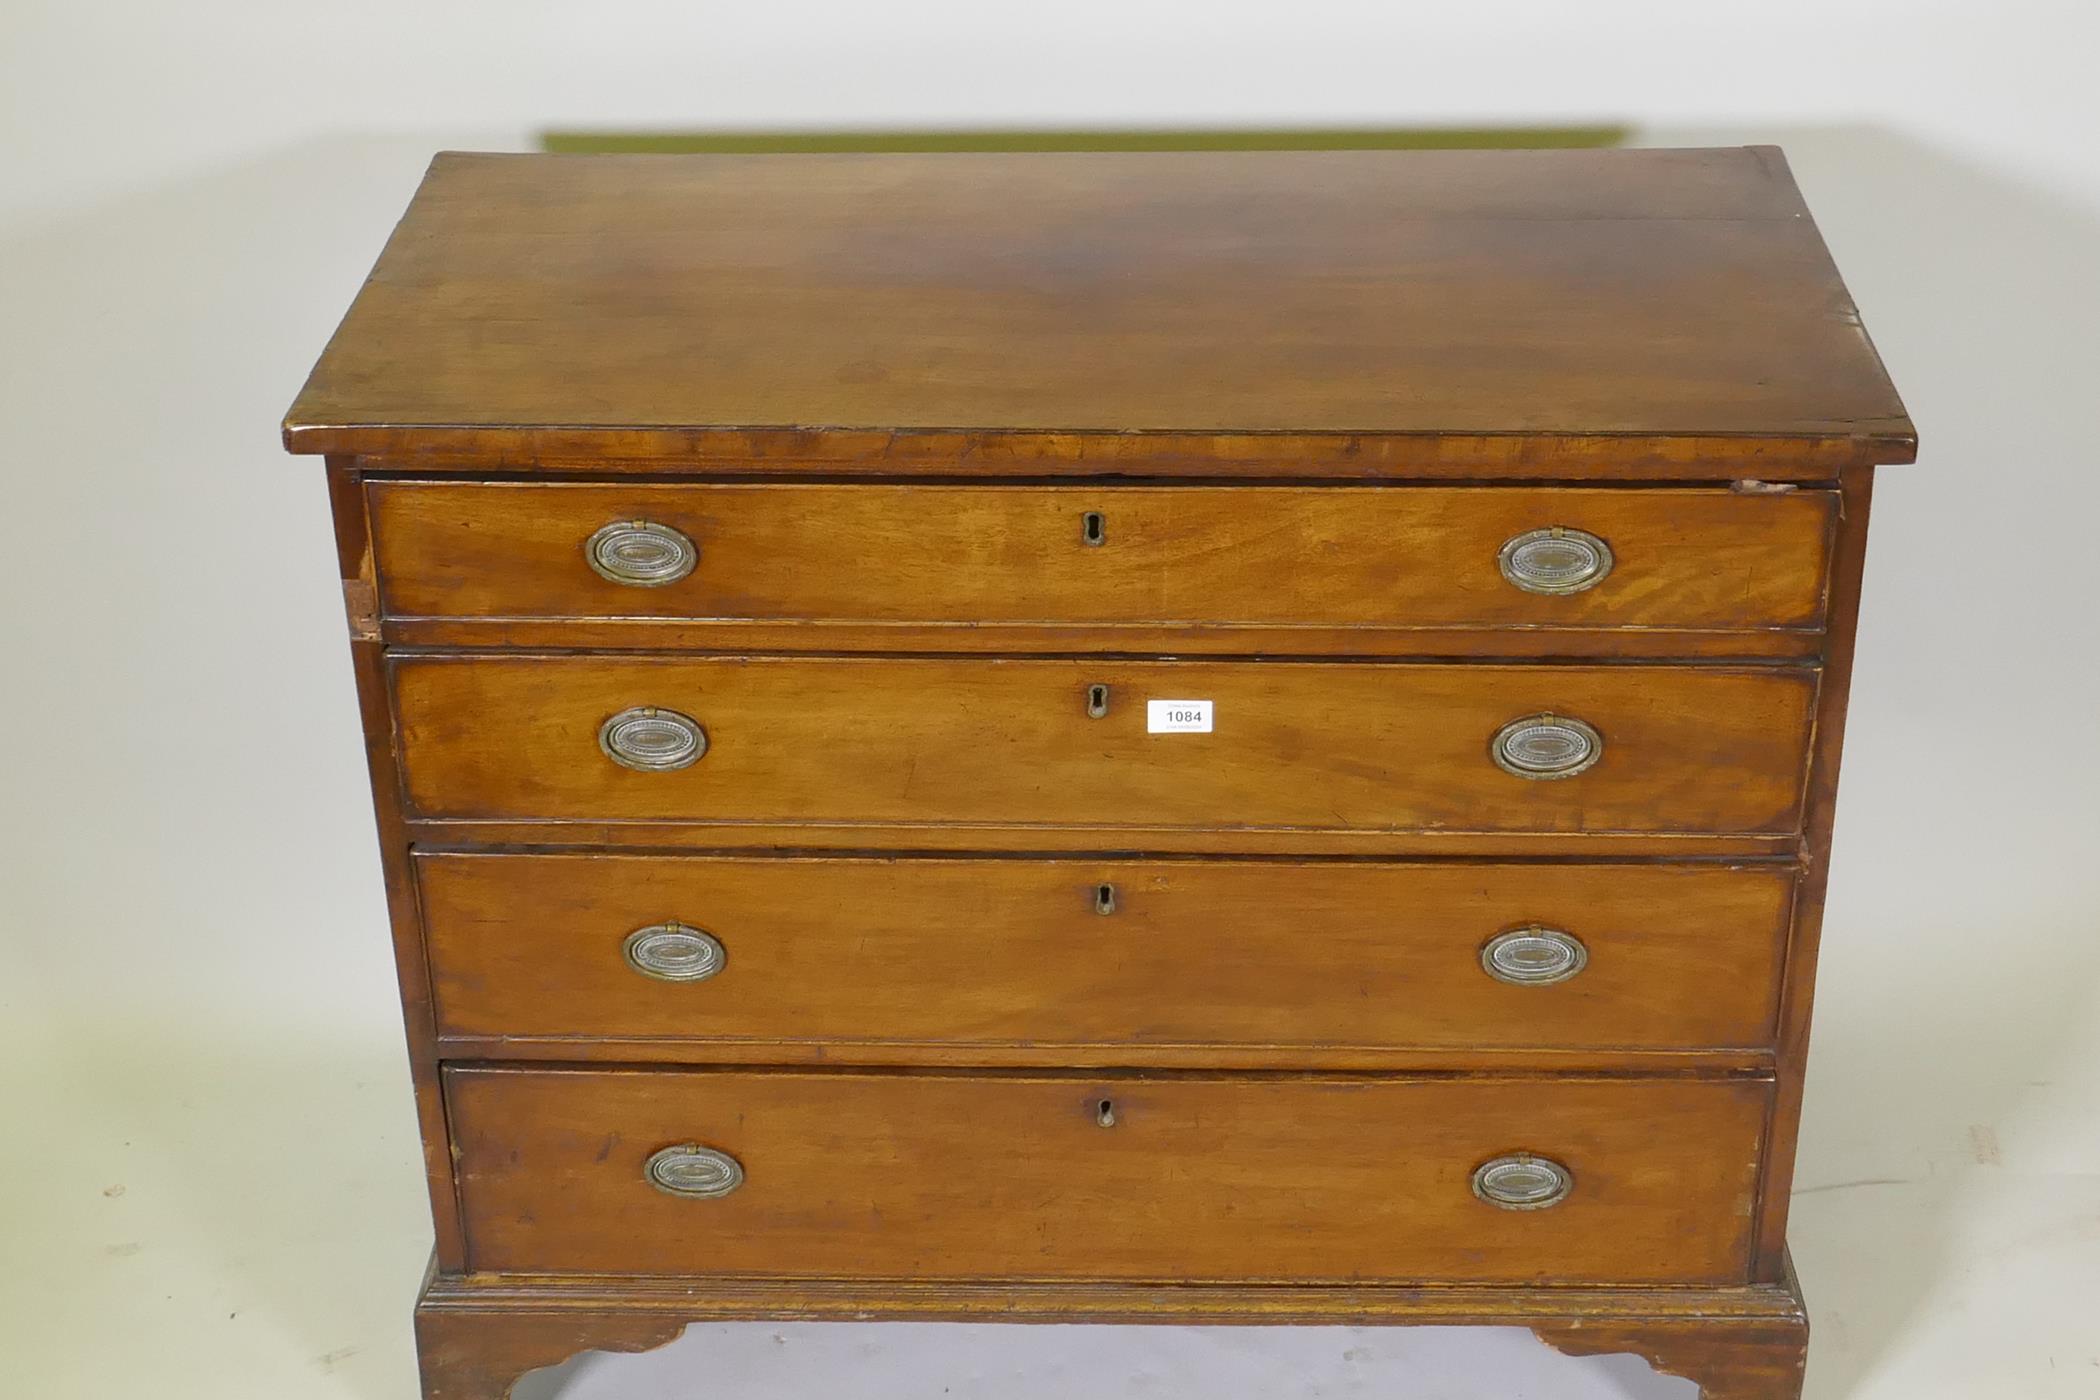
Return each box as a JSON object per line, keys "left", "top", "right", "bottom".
{"left": 367, "top": 481, "right": 1838, "bottom": 645}
{"left": 390, "top": 655, "right": 1818, "bottom": 836}
{"left": 446, "top": 1067, "right": 1769, "bottom": 1283}
{"left": 279, "top": 148, "right": 1906, "bottom": 1400}
{"left": 417, "top": 852, "right": 1793, "bottom": 1056}
{"left": 284, "top": 147, "right": 1913, "bottom": 470}
{"left": 413, "top": 1259, "right": 1810, "bottom": 1399}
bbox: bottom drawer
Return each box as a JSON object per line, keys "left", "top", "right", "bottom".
{"left": 447, "top": 1068, "right": 1768, "bottom": 1284}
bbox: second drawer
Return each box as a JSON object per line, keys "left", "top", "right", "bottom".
{"left": 419, "top": 854, "right": 1793, "bottom": 1057}
{"left": 391, "top": 656, "right": 1818, "bottom": 838}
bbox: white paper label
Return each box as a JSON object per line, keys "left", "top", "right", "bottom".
{"left": 1147, "top": 699, "right": 1214, "bottom": 733}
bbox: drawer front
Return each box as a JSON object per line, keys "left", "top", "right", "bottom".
{"left": 368, "top": 481, "right": 1836, "bottom": 635}
{"left": 419, "top": 854, "right": 1792, "bottom": 1054}
{"left": 392, "top": 656, "right": 1816, "bottom": 836}
{"left": 447, "top": 1067, "right": 1768, "bottom": 1283}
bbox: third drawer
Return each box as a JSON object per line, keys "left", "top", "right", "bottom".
{"left": 418, "top": 853, "right": 1794, "bottom": 1058}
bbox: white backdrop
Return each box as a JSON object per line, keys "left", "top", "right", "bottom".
{"left": 3, "top": 5, "right": 2098, "bottom": 1399}
{"left": 10, "top": 1, "right": 2100, "bottom": 228}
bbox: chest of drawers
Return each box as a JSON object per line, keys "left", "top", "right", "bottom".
{"left": 284, "top": 145, "right": 1911, "bottom": 1400}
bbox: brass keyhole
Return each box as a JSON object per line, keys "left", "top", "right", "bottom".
{"left": 1081, "top": 511, "right": 1106, "bottom": 547}
{"left": 1094, "top": 882, "right": 1117, "bottom": 916}
{"left": 1096, "top": 1098, "right": 1117, "bottom": 1128}
{"left": 1086, "top": 683, "right": 1110, "bottom": 719}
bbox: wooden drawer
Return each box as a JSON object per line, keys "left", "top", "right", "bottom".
{"left": 391, "top": 656, "right": 1816, "bottom": 838}
{"left": 446, "top": 1067, "right": 1768, "bottom": 1283}
{"left": 418, "top": 853, "right": 1793, "bottom": 1059}
{"left": 367, "top": 481, "right": 1837, "bottom": 651}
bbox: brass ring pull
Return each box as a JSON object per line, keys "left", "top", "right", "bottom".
{"left": 1472, "top": 1153, "right": 1573, "bottom": 1210}
{"left": 1480, "top": 926, "right": 1588, "bottom": 986}
{"left": 1497, "top": 526, "right": 1613, "bottom": 595}
{"left": 644, "top": 1144, "right": 744, "bottom": 1199}
{"left": 1490, "top": 713, "right": 1602, "bottom": 780}
{"left": 622, "top": 923, "right": 726, "bottom": 982}
{"left": 599, "top": 707, "right": 707, "bottom": 771}
{"left": 586, "top": 520, "right": 697, "bottom": 586}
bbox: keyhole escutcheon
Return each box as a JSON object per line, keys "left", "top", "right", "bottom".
{"left": 1081, "top": 511, "right": 1106, "bottom": 547}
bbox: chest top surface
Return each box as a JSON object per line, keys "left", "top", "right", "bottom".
{"left": 283, "top": 145, "right": 1912, "bottom": 472}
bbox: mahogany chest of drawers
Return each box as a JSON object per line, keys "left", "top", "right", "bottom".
{"left": 284, "top": 146, "right": 1912, "bottom": 1399}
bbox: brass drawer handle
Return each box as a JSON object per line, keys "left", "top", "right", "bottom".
{"left": 586, "top": 519, "right": 698, "bottom": 586}
{"left": 623, "top": 922, "right": 726, "bottom": 982}
{"left": 644, "top": 1144, "right": 744, "bottom": 1199}
{"left": 1490, "top": 713, "right": 1602, "bottom": 780}
{"left": 1472, "top": 1153, "right": 1573, "bottom": 1210}
{"left": 599, "top": 706, "right": 707, "bottom": 771}
{"left": 1480, "top": 926, "right": 1588, "bottom": 985}
{"left": 1497, "top": 526, "right": 1613, "bottom": 595}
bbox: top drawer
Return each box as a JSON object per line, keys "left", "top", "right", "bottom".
{"left": 366, "top": 482, "right": 1836, "bottom": 653}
